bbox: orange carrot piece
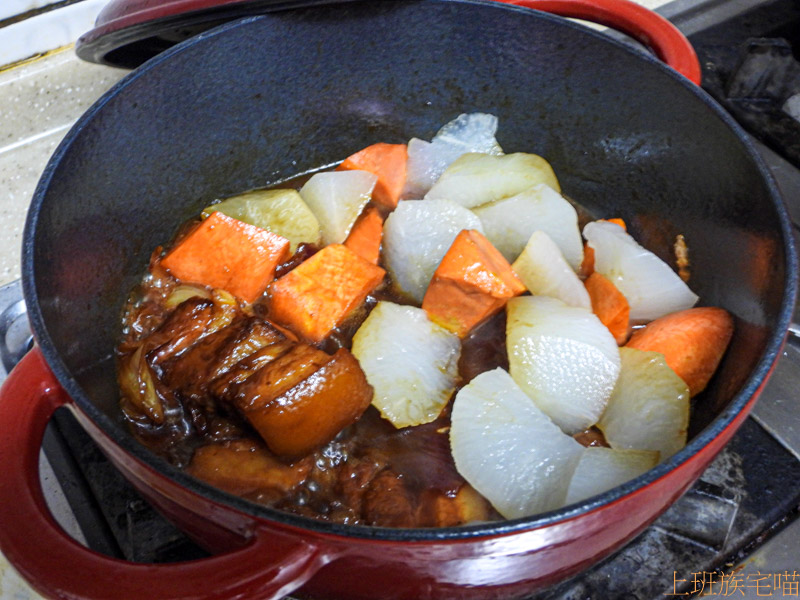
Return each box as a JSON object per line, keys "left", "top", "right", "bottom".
{"left": 604, "top": 217, "right": 627, "bottom": 231}
{"left": 268, "top": 244, "right": 385, "bottom": 342}
{"left": 422, "top": 229, "right": 525, "bottom": 338}
{"left": 585, "top": 272, "right": 630, "bottom": 345}
{"left": 344, "top": 206, "right": 383, "bottom": 264}
{"left": 626, "top": 307, "right": 734, "bottom": 396}
{"left": 160, "top": 212, "right": 290, "bottom": 304}
{"left": 337, "top": 143, "right": 407, "bottom": 210}
{"left": 580, "top": 243, "right": 595, "bottom": 278}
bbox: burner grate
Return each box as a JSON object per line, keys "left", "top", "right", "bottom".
{"left": 689, "top": 0, "right": 800, "bottom": 169}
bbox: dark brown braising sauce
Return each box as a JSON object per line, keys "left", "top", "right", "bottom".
{"left": 117, "top": 183, "right": 607, "bottom": 528}
{"left": 119, "top": 255, "right": 521, "bottom": 526}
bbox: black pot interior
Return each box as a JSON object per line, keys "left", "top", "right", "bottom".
{"left": 24, "top": 0, "right": 795, "bottom": 532}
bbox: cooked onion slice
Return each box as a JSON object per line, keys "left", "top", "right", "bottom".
{"left": 352, "top": 301, "right": 461, "bottom": 428}
{"left": 299, "top": 170, "right": 377, "bottom": 245}
{"left": 450, "top": 368, "right": 584, "bottom": 519}
{"left": 506, "top": 296, "right": 620, "bottom": 434}
{"left": 382, "top": 199, "right": 483, "bottom": 303}
{"left": 404, "top": 113, "right": 503, "bottom": 198}
{"left": 583, "top": 220, "right": 698, "bottom": 321}
{"left": 473, "top": 183, "right": 583, "bottom": 267}
{"left": 512, "top": 231, "right": 591, "bottom": 309}
{"left": 598, "top": 347, "right": 690, "bottom": 460}
{"left": 164, "top": 284, "right": 211, "bottom": 308}
{"left": 425, "top": 153, "right": 561, "bottom": 209}
{"left": 565, "top": 446, "right": 659, "bottom": 505}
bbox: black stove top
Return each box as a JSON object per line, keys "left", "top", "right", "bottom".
{"left": 8, "top": 1, "right": 800, "bottom": 598}
{"left": 688, "top": 0, "right": 800, "bottom": 170}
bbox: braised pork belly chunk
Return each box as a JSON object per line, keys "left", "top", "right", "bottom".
{"left": 121, "top": 291, "right": 373, "bottom": 457}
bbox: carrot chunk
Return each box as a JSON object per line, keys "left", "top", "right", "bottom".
{"left": 626, "top": 306, "right": 734, "bottom": 396}
{"left": 344, "top": 206, "right": 383, "bottom": 264}
{"left": 585, "top": 272, "right": 630, "bottom": 345}
{"left": 604, "top": 218, "right": 627, "bottom": 231}
{"left": 580, "top": 243, "right": 595, "bottom": 278}
{"left": 160, "top": 212, "right": 290, "bottom": 304}
{"left": 268, "top": 244, "right": 385, "bottom": 342}
{"left": 337, "top": 143, "right": 407, "bottom": 210}
{"left": 422, "top": 229, "right": 525, "bottom": 338}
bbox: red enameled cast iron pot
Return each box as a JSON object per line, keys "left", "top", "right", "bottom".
{"left": 0, "top": 1, "right": 796, "bottom": 599}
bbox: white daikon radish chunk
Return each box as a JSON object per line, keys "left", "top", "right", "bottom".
{"left": 204, "top": 189, "right": 321, "bottom": 252}
{"left": 512, "top": 231, "right": 591, "bottom": 309}
{"left": 583, "top": 220, "right": 698, "bottom": 321}
{"left": 352, "top": 301, "right": 461, "bottom": 428}
{"left": 473, "top": 183, "right": 583, "bottom": 268}
{"left": 424, "top": 153, "right": 560, "bottom": 209}
{"left": 598, "top": 347, "right": 690, "bottom": 460}
{"left": 404, "top": 113, "right": 503, "bottom": 198}
{"left": 299, "top": 170, "right": 377, "bottom": 245}
{"left": 506, "top": 296, "right": 620, "bottom": 434}
{"left": 565, "top": 447, "right": 659, "bottom": 505}
{"left": 382, "top": 199, "right": 483, "bottom": 303}
{"left": 450, "top": 368, "right": 584, "bottom": 519}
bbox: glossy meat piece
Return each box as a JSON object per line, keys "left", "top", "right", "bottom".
{"left": 362, "top": 469, "right": 416, "bottom": 527}
{"left": 356, "top": 418, "right": 464, "bottom": 497}
{"left": 334, "top": 458, "right": 384, "bottom": 519}
{"left": 230, "top": 343, "right": 331, "bottom": 412}
{"left": 232, "top": 347, "right": 374, "bottom": 457}
{"left": 186, "top": 439, "right": 312, "bottom": 498}
{"left": 209, "top": 340, "right": 296, "bottom": 401}
{"left": 118, "top": 297, "right": 220, "bottom": 424}
{"left": 120, "top": 292, "right": 247, "bottom": 423}
{"left": 161, "top": 316, "right": 285, "bottom": 399}
{"left": 418, "top": 485, "right": 493, "bottom": 527}
{"left": 144, "top": 297, "right": 217, "bottom": 366}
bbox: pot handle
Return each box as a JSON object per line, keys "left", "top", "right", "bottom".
{"left": 0, "top": 348, "right": 324, "bottom": 600}
{"left": 492, "top": 0, "right": 702, "bottom": 86}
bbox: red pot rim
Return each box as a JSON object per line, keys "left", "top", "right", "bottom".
{"left": 35, "top": 1, "right": 798, "bottom": 543}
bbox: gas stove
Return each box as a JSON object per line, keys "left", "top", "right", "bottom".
{"left": 3, "top": 0, "right": 800, "bottom": 599}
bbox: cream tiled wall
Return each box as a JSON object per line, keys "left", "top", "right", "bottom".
{"left": 0, "top": 0, "right": 62, "bottom": 21}
{"left": 0, "top": 0, "right": 107, "bottom": 66}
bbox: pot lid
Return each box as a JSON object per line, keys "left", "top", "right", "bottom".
{"left": 77, "top": 0, "right": 701, "bottom": 84}
{"left": 76, "top": 0, "right": 361, "bottom": 68}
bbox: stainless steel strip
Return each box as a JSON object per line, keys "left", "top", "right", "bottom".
{"left": 657, "top": 0, "right": 777, "bottom": 37}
